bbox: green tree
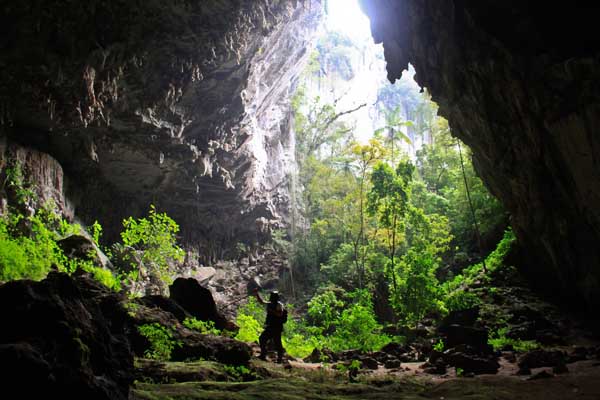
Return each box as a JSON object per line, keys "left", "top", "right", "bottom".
{"left": 367, "top": 160, "right": 413, "bottom": 295}
{"left": 119, "top": 205, "right": 184, "bottom": 287}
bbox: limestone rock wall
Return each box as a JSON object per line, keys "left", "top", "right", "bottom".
{"left": 0, "top": 1, "right": 322, "bottom": 254}
{"left": 0, "top": 138, "right": 73, "bottom": 219}
{"left": 359, "top": 0, "right": 600, "bottom": 310}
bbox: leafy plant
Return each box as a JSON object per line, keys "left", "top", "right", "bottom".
{"left": 137, "top": 323, "right": 181, "bottom": 361}
{"left": 307, "top": 289, "right": 345, "bottom": 330}
{"left": 183, "top": 318, "right": 221, "bottom": 335}
{"left": 223, "top": 365, "right": 254, "bottom": 382}
{"left": 4, "top": 161, "right": 36, "bottom": 206}
{"left": 488, "top": 327, "right": 540, "bottom": 352}
{"left": 433, "top": 339, "right": 445, "bottom": 352}
{"left": 445, "top": 290, "right": 481, "bottom": 312}
{"left": 119, "top": 204, "right": 184, "bottom": 286}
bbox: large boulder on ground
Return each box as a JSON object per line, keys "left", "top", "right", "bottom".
{"left": 128, "top": 294, "right": 250, "bottom": 365}
{"left": 169, "top": 277, "right": 229, "bottom": 330}
{"left": 0, "top": 272, "right": 134, "bottom": 400}
{"left": 439, "top": 324, "right": 492, "bottom": 353}
{"left": 442, "top": 349, "right": 500, "bottom": 375}
{"left": 173, "top": 332, "right": 252, "bottom": 366}
{"left": 439, "top": 307, "right": 480, "bottom": 329}
{"left": 138, "top": 295, "right": 191, "bottom": 322}
{"left": 518, "top": 349, "right": 566, "bottom": 370}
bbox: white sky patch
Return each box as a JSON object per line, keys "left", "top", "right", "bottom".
{"left": 326, "top": 0, "right": 372, "bottom": 41}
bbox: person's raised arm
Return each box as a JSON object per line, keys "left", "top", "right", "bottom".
{"left": 253, "top": 287, "right": 266, "bottom": 304}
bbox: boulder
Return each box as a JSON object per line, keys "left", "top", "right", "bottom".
{"left": 443, "top": 350, "right": 500, "bottom": 375}
{"left": 439, "top": 307, "right": 480, "bottom": 329}
{"left": 518, "top": 349, "right": 566, "bottom": 370}
{"left": 383, "top": 358, "right": 402, "bottom": 369}
{"left": 422, "top": 359, "right": 447, "bottom": 375}
{"left": 439, "top": 324, "right": 492, "bottom": 353}
{"left": 139, "top": 295, "right": 191, "bottom": 322}
{"left": 359, "top": 356, "right": 379, "bottom": 370}
{"left": 169, "top": 277, "right": 229, "bottom": 330}
{"left": 380, "top": 342, "right": 410, "bottom": 358}
{"left": 0, "top": 272, "right": 134, "bottom": 400}
{"left": 196, "top": 267, "right": 216, "bottom": 283}
{"left": 303, "top": 347, "right": 337, "bottom": 363}
{"left": 57, "top": 233, "right": 112, "bottom": 269}
{"left": 172, "top": 332, "right": 252, "bottom": 366}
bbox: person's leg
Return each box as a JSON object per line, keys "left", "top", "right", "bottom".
{"left": 274, "top": 330, "right": 284, "bottom": 363}
{"left": 258, "top": 328, "right": 270, "bottom": 360}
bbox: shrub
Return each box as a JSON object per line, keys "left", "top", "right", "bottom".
{"left": 307, "top": 288, "right": 345, "bottom": 330}
{"left": 235, "top": 314, "right": 263, "bottom": 343}
{"left": 183, "top": 318, "right": 221, "bottom": 335}
{"left": 119, "top": 204, "right": 185, "bottom": 286}
{"left": 445, "top": 290, "right": 481, "bottom": 312}
{"left": 137, "top": 323, "right": 181, "bottom": 361}
{"left": 488, "top": 327, "right": 539, "bottom": 352}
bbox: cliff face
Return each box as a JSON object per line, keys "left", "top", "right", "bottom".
{"left": 0, "top": 0, "right": 322, "bottom": 257}
{"left": 359, "top": 0, "right": 600, "bottom": 310}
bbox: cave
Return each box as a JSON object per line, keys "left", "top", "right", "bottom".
{"left": 359, "top": 0, "right": 600, "bottom": 313}
{"left": 1, "top": 0, "right": 600, "bottom": 398}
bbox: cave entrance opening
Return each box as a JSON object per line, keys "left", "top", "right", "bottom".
{"left": 285, "top": 0, "right": 508, "bottom": 330}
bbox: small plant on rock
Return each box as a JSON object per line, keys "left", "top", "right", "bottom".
{"left": 183, "top": 317, "right": 221, "bottom": 335}
{"left": 138, "top": 323, "right": 182, "bottom": 361}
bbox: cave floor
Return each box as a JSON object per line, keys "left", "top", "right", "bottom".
{"left": 130, "top": 358, "right": 600, "bottom": 400}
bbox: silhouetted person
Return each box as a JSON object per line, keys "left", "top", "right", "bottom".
{"left": 253, "top": 288, "right": 287, "bottom": 363}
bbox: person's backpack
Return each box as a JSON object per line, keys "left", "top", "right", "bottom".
{"left": 279, "top": 302, "right": 288, "bottom": 324}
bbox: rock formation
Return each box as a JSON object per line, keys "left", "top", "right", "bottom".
{"left": 1, "top": 1, "right": 322, "bottom": 256}
{"left": 0, "top": 272, "right": 134, "bottom": 400}
{"left": 359, "top": 0, "right": 600, "bottom": 311}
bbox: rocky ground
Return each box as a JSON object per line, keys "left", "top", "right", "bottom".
{"left": 128, "top": 255, "right": 600, "bottom": 400}
{"left": 2, "top": 253, "right": 600, "bottom": 400}
{"left": 130, "top": 357, "right": 600, "bottom": 400}
{"left": 182, "top": 247, "right": 288, "bottom": 320}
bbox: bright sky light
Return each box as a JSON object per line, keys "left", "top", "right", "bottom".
{"left": 326, "top": 0, "right": 372, "bottom": 40}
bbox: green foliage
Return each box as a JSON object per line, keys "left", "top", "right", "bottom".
{"left": 324, "top": 290, "right": 390, "bottom": 352}
{"left": 444, "top": 290, "right": 481, "bottom": 312}
{"left": 4, "top": 161, "right": 36, "bottom": 206}
{"left": 414, "top": 120, "right": 506, "bottom": 253}
{"left": 442, "top": 228, "right": 516, "bottom": 294}
{"left": 335, "top": 359, "right": 362, "bottom": 374}
{"left": 91, "top": 220, "right": 103, "bottom": 246}
{"left": 0, "top": 162, "right": 187, "bottom": 297}
{"left": 307, "top": 289, "right": 345, "bottom": 330}
{"left": 222, "top": 365, "right": 254, "bottom": 382}
{"left": 0, "top": 215, "right": 56, "bottom": 281}
{"left": 137, "top": 323, "right": 182, "bottom": 361}
{"left": 485, "top": 228, "right": 516, "bottom": 271}
{"left": 270, "top": 229, "right": 291, "bottom": 255}
{"left": 488, "top": 327, "right": 540, "bottom": 353}
{"left": 119, "top": 204, "right": 184, "bottom": 285}
{"left": 85, "top": 262, "right": 121, "bottom": 291}
{"left": 183, "top": 318, "right": 221, "bottom": 335}
{"left": 234, "top": 290, "right": 389, "bottom": 357}
{"left": 234, "top": 314, "right": 262, "bottom": 344}
{"left": 433, "top": 339, "right": 445, "bottom": 352}
{"left": 234, "top": 298, "right": 265, "bottom": 343}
